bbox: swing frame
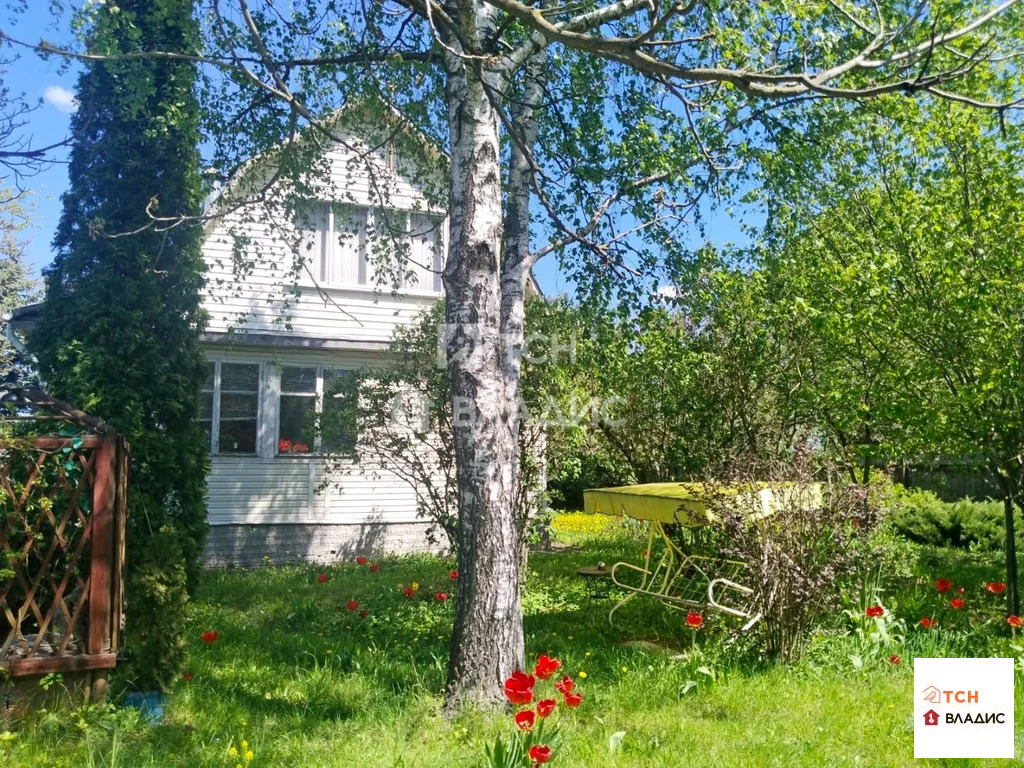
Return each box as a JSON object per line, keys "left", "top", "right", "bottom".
{"left": 583, "top": 482, "right": 817, "bottom": 629}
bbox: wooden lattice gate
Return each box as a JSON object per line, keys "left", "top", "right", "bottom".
{"left": 0, "top": 421, "right": 128, "bottom": 703}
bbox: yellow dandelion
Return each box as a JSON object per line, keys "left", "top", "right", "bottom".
{"left": 241, "top": 741, "right": 248, "bottom": 750}
{"left": 229, "top": 747, "right": 239, "bottom": 757}
{"left": 585, "top": 651, "right": 591, "bottom": 657}
{"left": 579, "top": 671, "right": 588, "bottom": 679}
{"left": 412, "top": 582, "right": 419, "bottom": 591}
{"left": 621, "top": 666, "right": 628, "bottom": 672}
{"left": 244, "top": 751, "right": 254, "bottom": 762}
{"left": 242, "top": 721, "right": 247, "bottom": 727}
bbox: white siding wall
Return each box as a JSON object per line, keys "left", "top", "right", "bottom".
{"left": 202, "top": 323, "right": 439, "bottom": 527}
{"left": 199, "top": 129, "right": 448, "bottom": 530}
{"left": 207, "top": 455, "right": 425, "bottom": 526}
{"left": 201, "top": 131, "right": 445, "bottom": 344}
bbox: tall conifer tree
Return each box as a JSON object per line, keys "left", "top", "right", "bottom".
{"left": 32, "top": 0, "right": 207, "bottom": 689}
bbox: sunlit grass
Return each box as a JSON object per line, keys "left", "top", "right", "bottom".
{"left": 2, "top": 531, "right": 1021, "bottom": 766}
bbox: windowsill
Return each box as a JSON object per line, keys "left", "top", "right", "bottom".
{"left": 275, "top": 452, "right": 356, "bottom": 458}
{"left": 300, "top": 281, "right": 441, "bottom": 299}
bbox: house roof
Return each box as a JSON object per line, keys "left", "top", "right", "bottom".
{"left": 8, "top": 302, "right": 41, "bottom": 333}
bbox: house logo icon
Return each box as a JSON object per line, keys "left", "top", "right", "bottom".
{"left": 922, "top": 685, "right": 942, "bottom": 703}
{"left": 923, "top": 709, "right": 940, "bottom": 726}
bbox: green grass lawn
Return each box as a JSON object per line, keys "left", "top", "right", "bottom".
{"left": 2, "top": 526, "right": 1022, "bottom": 767}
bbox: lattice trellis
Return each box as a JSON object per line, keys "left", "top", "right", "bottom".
{"left": 0, "top": 434, "right": 126, "bottom": 678}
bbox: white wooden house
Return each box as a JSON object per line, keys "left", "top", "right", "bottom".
{"left": 193, "top": 116, "right": 454, "bottom": 566}
{"left": 10, "top": 115, "right": 536, "bottom": 567}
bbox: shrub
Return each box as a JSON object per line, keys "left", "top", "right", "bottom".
{"left": 710, "top": 461, "right": 874, "bottom": 662}
{"left": 877, "top": 477, "right": 1014, "bottom": 552}
{"left": 119, "top": 529, "right": 189, "bottom": 692}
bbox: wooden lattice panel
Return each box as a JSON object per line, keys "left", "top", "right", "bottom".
{"left": 0, "top": 435, "right": 125, "bottom": 677}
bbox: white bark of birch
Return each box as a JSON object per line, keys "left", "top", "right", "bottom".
{"left": 442, "top": 11, "right": 526, "bottom": 706}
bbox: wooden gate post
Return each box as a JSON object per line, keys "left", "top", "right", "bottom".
{"left": 87, "top": 437, "right": 115, "bottom": 699}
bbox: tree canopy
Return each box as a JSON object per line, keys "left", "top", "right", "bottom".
{"left": 13, "top": 0, "right": 1024, "bottom": 706}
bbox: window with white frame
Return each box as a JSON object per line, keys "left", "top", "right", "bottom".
{"left": 407, "top": 212, "right": 444, "bottom": 293}
{"left": 200, "top": 361, "right": 260, "bottom": 454}
{"left": 299, "top": 202, "right": 443, "bottom": 293}
{"left": 277, "top": 365, "right": 358, "bottom": 455}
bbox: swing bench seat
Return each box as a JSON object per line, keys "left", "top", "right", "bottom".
{"left": 583, "top": 482, "right": 818, "bottom": 630}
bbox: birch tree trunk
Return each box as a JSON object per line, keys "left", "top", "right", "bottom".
{"left": 442, "top": 33, "right": 526, "bottom": 707}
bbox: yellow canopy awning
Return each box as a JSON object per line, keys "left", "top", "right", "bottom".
{"left": 583, "top": 482, "right": 818, "bottom": 526}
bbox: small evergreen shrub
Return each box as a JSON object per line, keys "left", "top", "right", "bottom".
{"left": 879, "top": 479, "right": 1013, "bottom": 551}
{"left": 120, "top": 528, "right": 189, "bottom": 693}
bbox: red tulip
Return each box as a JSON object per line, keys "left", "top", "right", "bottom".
{"left": 449, "top": 569, "right": 459, "bottom": 580}
{"left": 534, "top": 654, "right": 561, "bottom": 680}
{"left": 359, "top": 609, "right": 368, "bottom": 619}
{"left": 935, "top": 578, "right": 952, "bottom": 593}
{"left": 436, "top": 592, "right": 448, "bottom": 602}
{"left": 277, "top": 438, "right": 292, "bottom": 452}
{"left": 536, "top": 698, "right": 556, "bottom": 718}
{"left": 889, "top": 654, "right": 902, "bottom": 666}
{"left": 986, "top": 582, "right": 1007, "bottom": 595}
{"left": 950, "top": 598, "right": 965, "bottom": 610}
{"left": 529, "top": 745, "right": 551, "bottom": 764}
{"left": 515, "top": 710, "right": 535, "bottom": 732}
{"left": 369, "top": 563, "right": 380, "bottom": 573}
{"left": 201, "top": 630, "right": 218, "bottom": 644}
{"left": 865, "top": 605, "right": 884, "bottom": 619}
{"left": 1008, "top": 615, "right": 1023, "bottom": 628}
{"left": 356, "top": 556, "right": 368, "bottom": 566}
{"left": 403, "top": 587, "right": 415, "bottom": 598}
{"left": 554, "top": 675, "right": 575, "bottom": 695}
{"left": 564, "top": 691, "right": 583, "bottom": 708}
{"left": 293, "top": 443, "right": 309, "bottom": 453}
{"left": 182, "top": 671, "right": 194, "bottom": 681}
{"left": 686, "top": 611, "right": 704, "bottom": 628}
{"left": 504, "top": 670, "right": 536, "bottom": 705}
{"left": 919, "top": 617, "right": 936, "bottom": 629}
{"left": 347, "top": 600, "right": 359, "bottom": 611}
{"left": 317, "top": 573, "right": 329, "bottom": 583}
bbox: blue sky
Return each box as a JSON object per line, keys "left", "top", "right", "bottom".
{"left": 3, "top": 5, "right": 751, "bottom": 297}
{"left": 4, "top": 5, "right": 80, "bottom": 278}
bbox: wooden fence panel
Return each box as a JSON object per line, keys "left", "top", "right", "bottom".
{"left": 0, "top": 434, "right": 126, "bottom": 678}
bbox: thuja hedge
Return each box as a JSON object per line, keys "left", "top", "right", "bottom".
{"left": 31, "top": 0, "right": 207, "bottom": 691}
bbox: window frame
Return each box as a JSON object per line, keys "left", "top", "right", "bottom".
{"left": 274, "top": 364, "right": 357, "bottom": 457}
{"left": 301, "top": 201, "right": 446, "bottom": 295}
{"left": 204, "top": 360, "right": 263, "bottom": 456}
{"left": 276, "top": 365, "right": 320, "bottom": 456}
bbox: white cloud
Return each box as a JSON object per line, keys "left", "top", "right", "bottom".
{"left": 44, "top": 85, "right": 77, "bottom": 114}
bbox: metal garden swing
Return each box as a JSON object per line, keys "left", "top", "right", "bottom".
{"left": 583, "top": 482, "right": 819, "bottom": 631}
